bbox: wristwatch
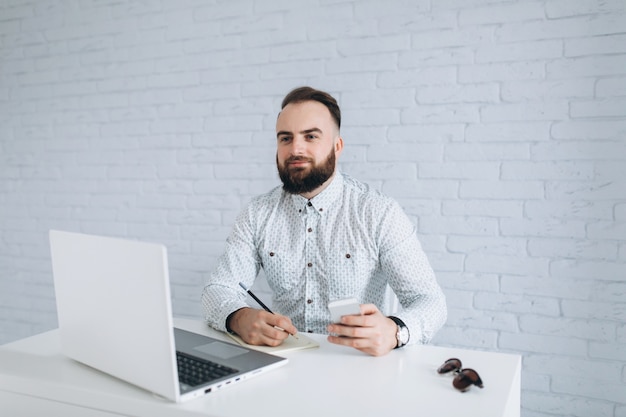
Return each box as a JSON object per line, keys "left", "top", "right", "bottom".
{"left": 388, "top": 316, "right": 410, "bottom": 349}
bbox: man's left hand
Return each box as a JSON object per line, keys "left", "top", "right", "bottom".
{"left": 326, "top": 304, "right": 398, "bottom": 356}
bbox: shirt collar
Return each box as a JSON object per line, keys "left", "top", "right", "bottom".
{"left": 289, "top": 172, "right": 344, "bottom": 215}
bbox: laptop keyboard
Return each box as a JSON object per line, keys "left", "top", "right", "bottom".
{"left": 176, "top": 351, "right": 239, "bottom": 387}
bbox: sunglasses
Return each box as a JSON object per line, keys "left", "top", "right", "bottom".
{"left": 437, "top": 358, "right": 484, "bottom": 392}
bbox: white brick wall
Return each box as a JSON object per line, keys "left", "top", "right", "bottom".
{"left": 1, "top": 0, "right": 625, "bottom": 415}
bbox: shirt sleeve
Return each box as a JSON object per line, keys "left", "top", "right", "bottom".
{"left": 377, "top": 200, "right": 447, "bottom": 345}
{"left": 201, "top": 202, "right": 261, "bottom": 332}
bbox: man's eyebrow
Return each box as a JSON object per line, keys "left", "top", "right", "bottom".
{"left": 276, "top": 127, "right": 323, "bottom": 138}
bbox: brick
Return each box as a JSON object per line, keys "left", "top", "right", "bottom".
{"left": 501, "top": 218, "right": 586, "bottom": 238}
{"left": 496, "top": 14, "right": 626, "bottom": 43}
{"left": 466, "top": 122, "right": 552, "bottom": 142}
{"left": 551, "top": 120, "right": 626, "bottom": 140}
{"left": 412, "top": 27, "right": 493, "bottom": 49}
{"left": 519, "top": 315, "right": 616, "bottom": 342}
{"left": 401, "top": 104, "right": 480, "bottom": 124}
{"left": 531, "top": 141, "right": 626, "bottom": 161}
{"left": 398, "top": 47, "right": 473, "bottom": 68}
{"left": 446, "top": 143, "right": 530, "bottom": 161}
{"left": 355, "top": 0, "right": 431, "bottom": 20}
{"left": 502, "top": 79, "right": 595, "bottom": 102}
{"left": 342, "top": 162, "right": 416, "bottom": 180}
{"left": 337, "top": 34, "right": 411, "bottom": 56}
{"left": 589, "top": 341, "right": 626, "bottom": 361}
{"left": 419, "top": 215, "right": 499, "bottom": 235}
{"left": 527, "top": 237, "right": 618, "bottom": 260}
{"left": 446, "top": 307, "right": 519, "bottom": 331}
{"left": 481, "top": 101, "right": 569, "bottom": 122}
{"left": 418, "top": 83, "right": 499, "bottom": 104}
{"left": 524, "top": 391, "right": 614, "bottom": 417}
{"left": 547, "top": 55, "right": 626, "bottom": 79}
{"left": 382, "top": 180, "right": 458, "bottom": 199}
{"left": 467, "top": 254, "right": 549, "bottom": 276}
{"left": 596, "top": 76, "right": 626, "bottom": 97}
{"left": 435, "top": 272, "right": 500, "bottom": 292}
{"left": 420, "top": 161, "right": 500, "bottom": 180}
{"left": 546, "top": 180, "right": 625, "bottom": 202}
{"left": 592, "top": 281, "right": 626, "bottom": 303}
{"left": 565, "top": 33, "right": 626, "bottom": 57}
{"left": 587, "top": 220, "right": 626, "bottom": 240}
{"left": 442, "top": 200, "right": 523, "bottom": 217}
{"left": 433, "top": 326, "right": 498, "bottom": 349}
{"left": 323, "top": 53, "right": 398, "bottom": 74}
{"left": 552, "top": 375, "right": 626, "bottom": 403}
{"left": 389, "top": 124, "right": 464, "bottom": 142}
{"left": 459, "top": 61, "right": 545, "bottom": 83}
{"left": 551, "top": 259, "right": 624, "bottom": 283}
{"left": 563, "top": 299, "right": 626, "bottom": 321}
{"left": 475, "top": 40, "right": 563, "bottom": 64}
{"left": 571, "top": 97, "right": 626, "bottom": 118}
{"left": 383, "top": 10, "right": 458, "bottom": 34}
{"left": 545, "top": 0, "right": 625, "bottom": 18}
{"left": 459, "top": 2, "right": 545, "bottom": 25}
{"left": 367, "top": 143, "right": 443, "bottom": 162}
{"left": 306, "top": 18, "right": 376, "bottom": 42}
{"left": 342, "top": 108, "right": 400, "bottom": 127}
{"left": 459, "top": 180, "right": 544, "bottom": 199}
{"left": 446, "top": 236, "right": 526, "bottom": 256}
{"left": 499, "top": 332, "right": 587, "bottom": 356}
{"left": 527, "top": 355, "right": 621, "bottom": 382}
{"left": 378, "top": 67, "right": 457, "bottom": 88}
{"left": 501, "top": 161, "right": 595, "bottom": 180}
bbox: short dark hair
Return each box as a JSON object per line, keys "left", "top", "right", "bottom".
{"left": 281, "top": 86, "right": 341, "bottom": 129}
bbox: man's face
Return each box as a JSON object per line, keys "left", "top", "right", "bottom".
{"left": 276, "top": 100, "right": 343, "bottom": 195}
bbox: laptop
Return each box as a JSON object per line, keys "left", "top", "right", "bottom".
{"left": 49, "top": 229, "right": 287, "bottom": 402}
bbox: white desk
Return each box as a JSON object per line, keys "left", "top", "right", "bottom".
{"left": 0, "top": 319, "right": 520, "bottom": 417}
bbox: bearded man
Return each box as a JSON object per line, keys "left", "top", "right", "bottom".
{"left": 202, "top": 87, "right": 447, "bottom": 356}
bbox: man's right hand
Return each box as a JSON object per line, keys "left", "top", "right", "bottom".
{"left": 227, "top": 307, "right": 298, "bottom": 347}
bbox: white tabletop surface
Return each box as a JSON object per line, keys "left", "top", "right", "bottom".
{"left": 0, "top": 318, "right": 521, "bottom": 417}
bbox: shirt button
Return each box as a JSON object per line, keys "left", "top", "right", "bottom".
{"left": 307, "top": 330, "right": 313, "bottom": 333}
{"left": 307, "top": 262, "right": 312, "bottom": 267}
{"left": 307, "top": 299, "right": 313, "bottom": 304}
{"left": 346, "top": 253, "right": 351, "bottom": 259}
{"left": 307, "top": 228, "right": 313, "bottom": 232}
{"left": 269, "top": 252, "right": 275, "bottom": 257}
{"left": 307, "top": 202, "right": 312, "bottom": 207}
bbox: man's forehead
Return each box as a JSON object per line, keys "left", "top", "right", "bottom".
{"left": 276, "top": 101, "right": 337, "bottom": 131}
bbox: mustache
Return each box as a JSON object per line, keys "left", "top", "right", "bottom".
{"left": 285, "top": 156, "right": 313, "bottom": 163}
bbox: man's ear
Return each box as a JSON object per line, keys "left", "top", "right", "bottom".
{"left": 334, "top": 136, "right": 344, "bottom": 156}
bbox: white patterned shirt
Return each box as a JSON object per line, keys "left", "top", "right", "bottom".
{"left": 202, "top": 172, "right": 447, "bottom": 345}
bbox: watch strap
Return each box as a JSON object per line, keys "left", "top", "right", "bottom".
{"left": 388, "top": 316, "right": 409, "bottom": 349}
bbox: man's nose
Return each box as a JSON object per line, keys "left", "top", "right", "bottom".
{"left": 290, "top": 137, "right": 306, "bottom": 155}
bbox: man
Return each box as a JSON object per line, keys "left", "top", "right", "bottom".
{"left": 202, "top": 86, "right": 446, "bottom": 356}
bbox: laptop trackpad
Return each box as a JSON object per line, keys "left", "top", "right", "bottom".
{"left": 194, "top": 342, "right": 248, "bottom": 360}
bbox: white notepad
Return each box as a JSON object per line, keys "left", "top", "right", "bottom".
{"left": 226, "top": 332, "right": 319, "bottom": 354}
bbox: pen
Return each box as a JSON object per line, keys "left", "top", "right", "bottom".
{"left": 239, "top": 282, "right": 298, "bottom": 339}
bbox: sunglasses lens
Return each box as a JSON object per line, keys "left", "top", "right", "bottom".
{"left": 453, "top": 369, "right": 484, "bottom": 391}
{"left": 437, "top": 358, "right": 462, "bottom": 374}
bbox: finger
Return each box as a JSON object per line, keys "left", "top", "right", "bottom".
{"left": 267, "top": 314, "right": 298, "bottom": 335}
{"left": 359, "top": 303, "right": 381, "bottom": 315}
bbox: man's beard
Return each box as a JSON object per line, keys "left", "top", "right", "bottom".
{"left": 277, "top": 148, "right": 336, "bottom": 195}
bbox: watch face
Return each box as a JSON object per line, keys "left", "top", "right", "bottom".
{"left": 399, "top": 327, "right": 409, "bottom": 344}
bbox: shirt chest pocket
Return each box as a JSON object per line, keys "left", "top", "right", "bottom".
{"left": 326, "top": 251, "right": 378, "bottom": 299}
{"left": 259, "top": 249, "right": 301, "bottom": 294}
